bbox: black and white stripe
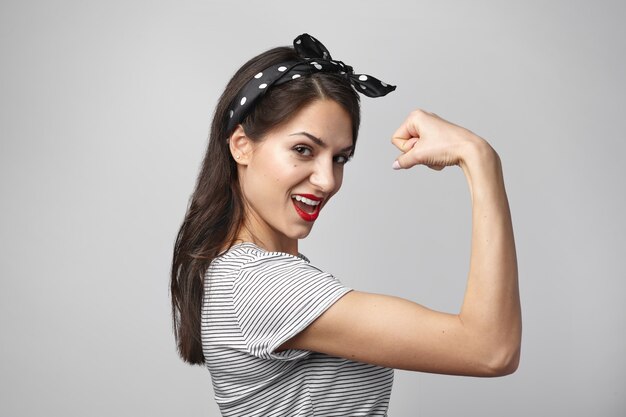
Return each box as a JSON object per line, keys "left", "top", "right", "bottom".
{"left": 201, "top": 242, "right": 394, "bottom": 416}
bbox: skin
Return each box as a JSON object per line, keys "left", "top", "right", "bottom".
{"left": 229, "top": 99, "right": 353, "bottom": 255}
{"left": 231, "top": 104, "right": 522, "bottom": 377}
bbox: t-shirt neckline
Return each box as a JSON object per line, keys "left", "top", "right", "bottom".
{"left": 221, "top": 241, "right": 309, "bottom": 262}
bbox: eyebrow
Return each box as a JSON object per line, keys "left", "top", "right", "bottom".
{"left": 288, "top": 131, "right": 354, "bottom": 153}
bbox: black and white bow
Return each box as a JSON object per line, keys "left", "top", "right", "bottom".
{"left": 293, "top": 33, "right": 396, "bottom": 98}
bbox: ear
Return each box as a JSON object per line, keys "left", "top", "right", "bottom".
{"left": 228, "top": 125, "right": 254, "bottom": 165}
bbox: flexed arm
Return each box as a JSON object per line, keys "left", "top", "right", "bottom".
{"left": 281, "top": 110, "right": 521, "bottom": 377}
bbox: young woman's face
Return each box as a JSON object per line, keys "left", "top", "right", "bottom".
{"left": 237, "top": 99, "right": 353, "bottom": 253}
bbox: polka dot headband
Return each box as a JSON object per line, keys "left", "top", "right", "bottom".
{"left": 225, "top": 33, "right": 397, "bottom": 135}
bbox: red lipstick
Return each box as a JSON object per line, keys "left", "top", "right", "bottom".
{"left": 292, "top": 194, "right": 323, "bottom": 222}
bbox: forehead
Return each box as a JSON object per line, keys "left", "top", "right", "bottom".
{"left": 267, "top": 99, "right": 353, "bottom": 148}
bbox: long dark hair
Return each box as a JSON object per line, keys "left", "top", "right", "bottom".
{"left": 171, "top": 46, "right": 361, "bottom": 364}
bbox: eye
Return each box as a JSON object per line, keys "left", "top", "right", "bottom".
{"left": 334, "top": 154, "right": 351, "bottom": 165}
{"left": 293, "top": 145, "right": 313, "bottom": 157}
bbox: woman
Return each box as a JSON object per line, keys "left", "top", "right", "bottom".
{"left": 171, "top": 34, "right": 521, "bottom": 416}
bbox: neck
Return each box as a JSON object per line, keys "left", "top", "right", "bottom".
{"left": 236, "top": 223, "right": 299, "bottom": 256}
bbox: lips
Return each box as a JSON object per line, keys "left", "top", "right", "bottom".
{"left": 291, "top": 194, "right": 323, "bottom": 222}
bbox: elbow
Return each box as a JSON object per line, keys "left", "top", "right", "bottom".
{"left": 482, "top": 343, "right": 521, "bottom": 377}
{"left": 474, "top": 320, "right": 522, "bottom": 377}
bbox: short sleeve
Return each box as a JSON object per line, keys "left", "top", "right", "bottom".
{"left": 232, "top": 251, "right": 351, "bottom": 361}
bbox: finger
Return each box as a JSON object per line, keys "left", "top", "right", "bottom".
{"left": 427, "top": 165, "right": 445, "bottom": 171}
{"left": 391, "top": 110, "right": 424, "bottom": 141}
{"left": 391, "top": 137, "right": 418, "bottom": 152}
{"left": 391, "top": 136, "right": 408, "bottom": 150}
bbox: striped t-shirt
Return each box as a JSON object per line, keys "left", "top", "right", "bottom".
{"left": 201, "top": 242, "right": 394, "bottom": 416}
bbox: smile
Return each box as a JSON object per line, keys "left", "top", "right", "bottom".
{"left": 291, "top": 194, "right": 323, "bottom": 222}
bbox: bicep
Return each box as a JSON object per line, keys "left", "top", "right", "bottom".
{"left": 280, "top": 290, "right": 494, "bottom": 376}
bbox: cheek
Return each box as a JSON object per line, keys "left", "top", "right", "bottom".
{"left": 251, "top": 152, "right": 297, "bottom": 187}
{"left": 332, "top": 168, "right": 345, "bottom": 195}
{"left": 336, "top": 178, "right": 343, "bottom": 192}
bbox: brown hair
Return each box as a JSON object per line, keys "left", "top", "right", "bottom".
{"left": 170, "top": 46, "right": 361, "bottom": 364}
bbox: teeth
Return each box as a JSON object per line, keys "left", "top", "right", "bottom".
{"left": 292, "top": 195, "right": 321, "bottom": 206}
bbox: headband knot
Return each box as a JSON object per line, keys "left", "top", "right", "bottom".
{"left": 226, "top": 33, "right": 396, "bottom": 135}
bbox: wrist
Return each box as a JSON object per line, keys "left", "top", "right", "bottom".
{"left": 458, "top": 134, "right": 499, "bottom": 173}
{"left": 457, "top": 134, "right": 504, "bottom": 201}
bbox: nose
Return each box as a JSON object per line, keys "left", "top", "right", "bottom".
{"left": 309, "top": 158, "right": 337, "bottom": 194}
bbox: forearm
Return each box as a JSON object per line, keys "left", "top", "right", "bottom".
{"left": 458, "top": 138, "right": 521, "bottom": 372}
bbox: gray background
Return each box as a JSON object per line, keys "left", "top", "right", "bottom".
{"left": 1, "top": 0, "right": 624, "bottom": 415}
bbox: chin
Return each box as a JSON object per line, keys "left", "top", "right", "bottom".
{"left": 297, "top": 230, "right": 312, "bottom": 239}
{"left": 288, "top": 225, "right": 313, "bottom": 240}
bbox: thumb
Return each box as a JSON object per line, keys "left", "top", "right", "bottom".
{"left": 392, "top": 148, "right": 420, "bottom": 170}
{"left": 393, "top": 151, "right": 448, "bottom": 171}
{"left": 391, "top": 138, "right": 419, "bottom": 170}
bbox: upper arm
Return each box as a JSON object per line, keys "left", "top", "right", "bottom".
{"left": 279, "top": 290, "right": 518, "bottom": 377}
